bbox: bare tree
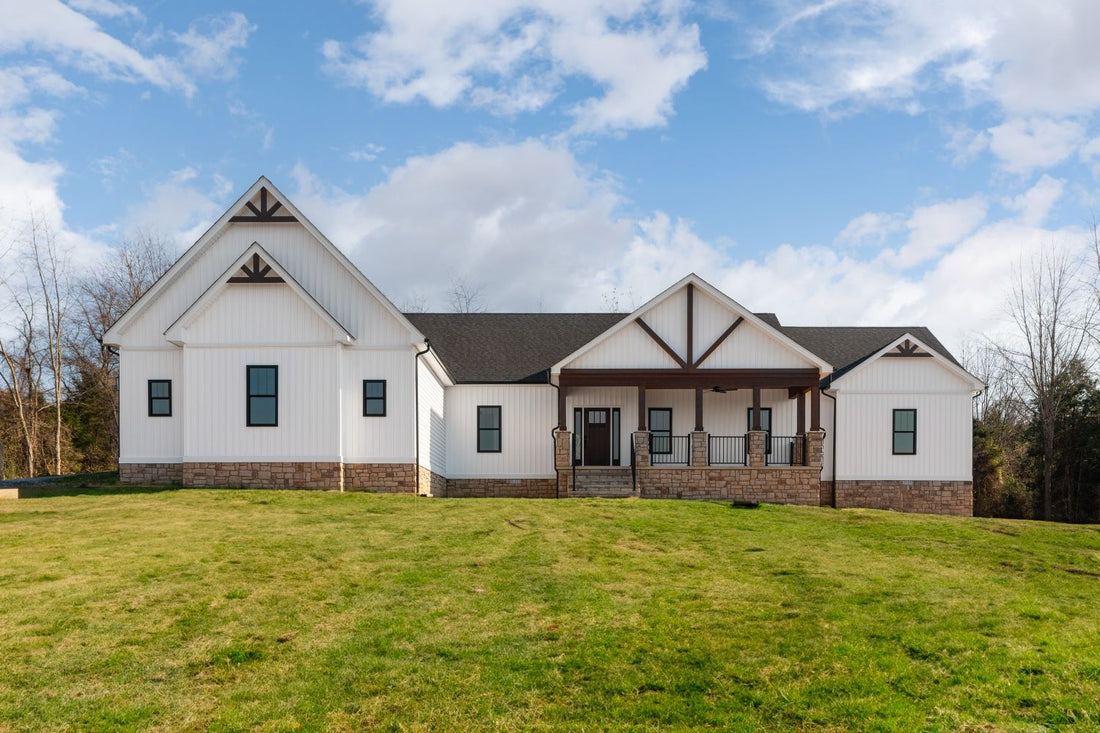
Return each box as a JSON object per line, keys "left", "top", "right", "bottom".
{"left": 67, "top": 232, "right": 172, "bottom": 469}
{"left": 999, "top": 248, "right": 1097, "bottom": 519}
{"left": 0, "top": 283, "right": 43, "bottom": 477}
{"left": 25, "top": 215, "right": 68, "bottom": 475}
{"left": 447, "top": 278, "right": 486, "bottom": 313}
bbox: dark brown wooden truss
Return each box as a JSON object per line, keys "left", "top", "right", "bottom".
{"left": 228, "top": 253, "right": 285, "bottom": 283}
{"left": 229, "top": 187, "right": 298, "bottom": 223}
{"left": 634, "top": 284, "right": 744, "bottom": 370}
{"left": 882, "top": 338, "right": 932, "bottom": 357}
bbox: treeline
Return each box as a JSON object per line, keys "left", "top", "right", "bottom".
{"left": 967, "top": 243, "right": 1100, "bottom": 523}
{"left": 0, "top": 221, "right": 170, "bottom": 479}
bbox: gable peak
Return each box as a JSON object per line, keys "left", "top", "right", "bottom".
{"left": 229, "top": 185, "right": 298, "bottom": 223}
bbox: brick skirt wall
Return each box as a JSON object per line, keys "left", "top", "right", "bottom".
{"left": 639, "top": 467, "right": 820, "bottom": 506}
{"left": 120, "top": 463, "right": 183, "bottom": 485}
{"left": 182, "top": 462, "right": 342, "bottom": 490}
{"left": 446, "top": 478, "right": 557, "bottom": 498}
{"left": 835, "top": 480, "right": 973, "bottom": 516}
{"left": 344, "top": 463, "right": 417, "bottom": 493}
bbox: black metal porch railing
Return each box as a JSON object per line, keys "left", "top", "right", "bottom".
{"left": 766, "top": 435, "right": 806, "bottom": 466}
{"left": 650, "top": 434, "right": 690, "bottom": 465}
{"left": 708, "top": 435, "right": 747, "bottom": 465}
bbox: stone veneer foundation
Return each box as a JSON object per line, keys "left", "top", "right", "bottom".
{"left": 343, "top": 463, "right": 417, "bottom": 493}
{"left": 120, "top": 462, "right": 183, "bottom": 485}
{"left": 639, "top": 466, "right": 821, "bottom": 505}
{"left": 418, "top": 466, "right": 447, "bottom": 497}
{"left": 182, "top": 462, "right": 342, "bottom": 490}
{"left": 446, "top": 478, "right": 557, "bottom": 498}
{"left": 834, "top": 480, "right": 973, "bottom": 516}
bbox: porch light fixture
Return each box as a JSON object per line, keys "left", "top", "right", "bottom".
{"left": 711, "top": 386, "right": 727, "bottom": 393}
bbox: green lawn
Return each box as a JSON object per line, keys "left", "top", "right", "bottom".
{"left": 1, "top": 488, "right": 1099, "bottom": 731}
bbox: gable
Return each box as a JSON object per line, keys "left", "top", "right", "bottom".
{"left": 557, "top": 275, "right": 830, "bottom": 373}
{"left": 832, "top": 334, "right": 983, "bottom": 393}
{"left": 104, "top": 177, "right": 420, "bottom": 349}
{"left": 177, "top": 282, "right": 340, "bottom": 345}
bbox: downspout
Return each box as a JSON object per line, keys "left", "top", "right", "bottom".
{"left": 414, "top": 340, "right": 431, "bottom": 496}
{"left": 822, "top": 385, "right": 838, "bottom": 508}
{"left": 549, "top": 377, "right": 561, "bottom": 499}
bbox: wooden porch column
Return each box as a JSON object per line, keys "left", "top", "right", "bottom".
{"left": 751, "top": 386, "right": 761, "bottom": 430}
{"left": 810, "top": 384, "right": 821, "bottom": 431}
{"left": 557, "top": 385, "right": 567, "bottom": 430}
{"left": 796, "top": 389, "right": 806, "bottom": 434}
{"left": 694, "top": 387, "right": 704, "bottom": 431}
{"left": 637, "top": 386, "right": 647, "bottom": 430}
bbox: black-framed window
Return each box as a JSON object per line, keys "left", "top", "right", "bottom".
{"left": 649, "top": 408, "right": 672, "bottom": 454}
{"left": 746, "top": 407, "right": 772, "bottom": 434}
{"left": 148, "top": 379, "right": 171, "bottom": 417}
{"left": 247, "top": 365, "right": 278, "bottom": 426}
{"left": 893, "top": 409, "right": 916, "bottom": 455}
{"left": 573, "top": 408, "right": 583, "bottom": 466}
{"left": 363, "top": 379, "right": 386, "bottom": 416}
{"left": 611, "top": 408, "right": 621, "bottom": 466}
{"left": 478, "top": 405, "right": 501, "bottom": 453}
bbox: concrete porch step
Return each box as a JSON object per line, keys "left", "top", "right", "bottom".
{"left": 568, "top": 467, "right": 635, "bottom": 498}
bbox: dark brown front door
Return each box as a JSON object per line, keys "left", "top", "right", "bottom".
{"left": 584, "top": 408, "right": 611, "bottom": 466}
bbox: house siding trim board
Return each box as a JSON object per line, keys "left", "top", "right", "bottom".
{"left": 106, "top": 178, "right": 984, "bottom": 517}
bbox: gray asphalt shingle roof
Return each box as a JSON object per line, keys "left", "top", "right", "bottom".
{"left": 405, "top": 312, "right": 959, "bottom": 384}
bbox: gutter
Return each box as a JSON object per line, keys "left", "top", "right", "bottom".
{"left": 414, "top": 340, "right": 432, "bottom": 496}
{"left": 822, "top": 384, "right": 837, "bottom": 508}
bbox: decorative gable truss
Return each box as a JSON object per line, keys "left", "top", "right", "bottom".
{"left": 553, "top": 273, "right": 832, "bottom": 375}
{"left": 229, "top": 186, "right": 298, "bottom": 223}
{"left": 228, "top": 252, "right": 285, "bottom": 284}
{"left": 164, "top": 242, "right": 354, "bottom": 346}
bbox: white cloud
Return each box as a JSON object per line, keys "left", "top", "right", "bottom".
{"left": 753, "top": 0, "right": 1100, "bottom": 118}
{"left": 284, "top": 140, "right": 1085, "bottom": 353}
{"left": 321, "top": 0, "right": 706, "bottom": 133}
{"left": 174, "top": 12, "right": 255, "bottom": 81}
{"left": 64, "top": 0, "right": 142, "bottom": 20}
{"left": 348, "top": 143, "right": 385, "bottom": 162}
{"left": 987, "top": 117, "right": 1084, "bottom": 176}
{"left": 0, "top": 1, "right": 254, "bottom": 98}
{"left": 751, "top": 1, "right": 1100, "bottom": 176}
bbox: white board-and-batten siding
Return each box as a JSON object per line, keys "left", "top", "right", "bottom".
{"left": 114, "top": 223, "right": 412, "bottom": 348}
{"left": 445, "top": 385, "right": 556, "bottom": 478}
{"left": 119, "top": 349, "right": 183, "bottom": 463}
{"left": 830, "top": 357, "right": 976, "bottom": 482}
{"left": 417, "top": 359, "right": 446, "bottom": 475}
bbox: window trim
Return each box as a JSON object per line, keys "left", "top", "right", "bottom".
{"left": 892, "top": 408, "right": 917, "bottom": 455}
{"left": 363, "top": 379, "right": 387, "bottom": 417}
{"left": 649, "top": 407, "right": 672, "bottom": 455}
{"left": 246, "top": 365, "right": 279, "bottom": 427}
{"left": 148, "top": 379, "right": 172, "bottom": 417}
{"left": 477, "top": 405, "right": 502, "bottom": 453}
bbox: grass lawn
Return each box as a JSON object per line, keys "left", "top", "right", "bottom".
{"left": 2, "top": 488, "right": 1099, "bottom": 731}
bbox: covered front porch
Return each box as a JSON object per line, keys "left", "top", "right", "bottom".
{"left": 553, "top": 368, "right": 826, "bottom": 503}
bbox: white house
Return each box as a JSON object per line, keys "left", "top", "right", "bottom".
{"left": 103, "top": 177, "right": 984, "bottom": 515}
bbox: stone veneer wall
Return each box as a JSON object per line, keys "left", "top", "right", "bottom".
{"left": 418, "top": 466, "right": 448, "bottom": 497}
{"left": 120, "top": 462, "right": 183, "bottom": 485}
{"left": 835, "top": 480, "right": 973, "bottom": 516}
{"left": 639, "top": 466, "right": 820, "bottom": 505}
{"left": 182, "top": 462, "right": 343, "bottom": 490}
{"left": 344, "top": 463, "right": 417, "bottom": 493}
{"left": 446, "top": 478, "right": 557, "bottom": 498}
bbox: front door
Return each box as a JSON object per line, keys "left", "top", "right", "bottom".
{"left": 583, "top": 408, "right": 611, "bottom": 466}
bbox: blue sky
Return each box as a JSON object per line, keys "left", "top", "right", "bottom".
{"left": 3, "top": 0, "right": 1099, "bottom": 351}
